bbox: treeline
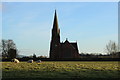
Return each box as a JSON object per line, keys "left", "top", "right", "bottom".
{"left": 2, "top": 52, "right": 120, "bottom": 61}
{"left": 79, "top": 52, "right": 120, "bottom": 58}
{"left": 1, "top": 39, "right": 120, "bottom": 61}
{"left": 0, "top": 39, "right": 18, "bottom": 59}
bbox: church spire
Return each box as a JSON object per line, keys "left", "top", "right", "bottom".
{"left": 53, "top": 10, "right": 60, "bottom": 35}
{"left": 50, "top": 10, "right": 60, "bottom": 59}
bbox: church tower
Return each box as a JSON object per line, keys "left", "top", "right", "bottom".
{"left": 50, "top": 10, "right": 60, "bottom": 58}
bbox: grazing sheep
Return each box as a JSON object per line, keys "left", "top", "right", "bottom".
{"left": 27, "top": 59, "right": 33, "bottom": 63}
{"left": 11, "top": 58, "right": 19, "bottom": 63}
{"left": 36, "top": 60, "right": 41, "bottom": 63}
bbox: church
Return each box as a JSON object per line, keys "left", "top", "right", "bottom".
{"left": 49, "top": 10, "right": 80, "bottom": 59}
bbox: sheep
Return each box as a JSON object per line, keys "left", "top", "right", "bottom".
{"left": 36, "top": 60, "right": 41, "bottom": 63}
{"left": 27, "top": 59, "right": 33, "bottom": 63}
{"left": 11, "top": 58, "right": 19, "bottom": 63}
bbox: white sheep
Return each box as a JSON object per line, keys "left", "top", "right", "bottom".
{"left": 36, "top": 60, "right": 41, "bottom": 63}
{"left": 27, "top": 59, "right": 33, "bottom": 63}
{"left": 11, "top": 58, "right": 19, "bottom": 63}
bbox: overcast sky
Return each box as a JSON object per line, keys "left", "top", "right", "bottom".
{"left": 2, "top": 2, "right": 118, "bottom": 57}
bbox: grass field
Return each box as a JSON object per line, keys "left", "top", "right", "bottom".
{"left": 1, "top": 61, "right": 120, "bottom": 80}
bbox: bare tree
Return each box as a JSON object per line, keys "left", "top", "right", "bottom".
{"left": 1, "top": 39, "right": 8, "bottom": 57}
{"left": 1, "top": 39, "right": 18, "bottom": 58}
{"left": 0, "top": 40, "right": 2, "bottom": 58}
{"left": 8, "top": 49, "right": 17, "bottom": 59}
{"left": 105, "top": 40, "right": 118, "bottom": 57}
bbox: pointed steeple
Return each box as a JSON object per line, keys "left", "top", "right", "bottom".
{"left": 50, "top": 10, "right": 60, "bottom": 59}
{"left": 53, "top": 10, "right": 60, "bottom": 35}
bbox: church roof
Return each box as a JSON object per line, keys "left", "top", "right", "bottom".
{"left": 70, "top": 43, "right": 78, "bottom": 51}
{"left": 60, "top": 39, "right": 78, "bottom": 52}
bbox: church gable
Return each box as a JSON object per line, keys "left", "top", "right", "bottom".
{"left": 63, "top": 40, "right": 76, "bottom": 50}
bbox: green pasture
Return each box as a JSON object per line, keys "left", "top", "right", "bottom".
{"left": 1, "top": 61, "right": 120, "bottom": 80}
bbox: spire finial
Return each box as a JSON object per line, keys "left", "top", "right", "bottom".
{"left": 65, "top": 38, "right": 69, "bottom": 43}
{"left": 66, "top": 38, "right": 68, "bottom": 41}
{"left": 55, "top": 9, "right": 57, "bottom": 18}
